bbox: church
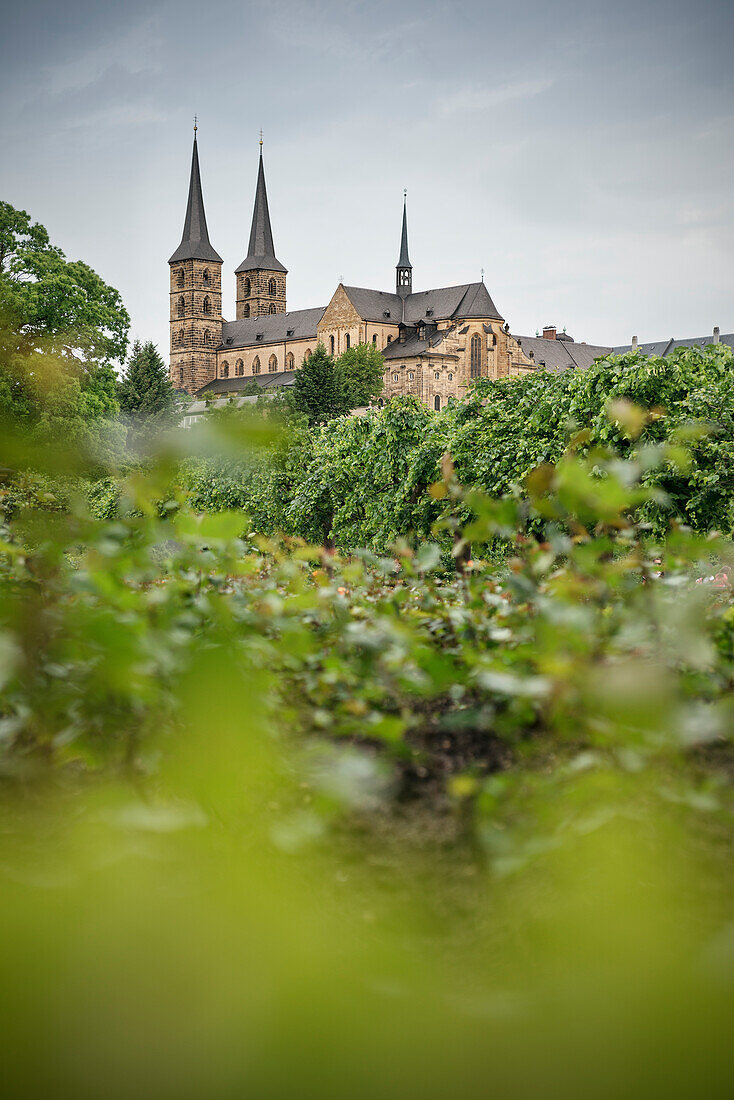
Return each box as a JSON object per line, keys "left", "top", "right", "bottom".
{"left": 168, "top": 132, "right": 611, "bottom": 405}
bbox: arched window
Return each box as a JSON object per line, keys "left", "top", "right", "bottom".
{"left": 434, "top": 395, "right": 441, "bottom": 411}
{"left": 470, "top": 333, "right": 482, "bottom": 378}
{"left": 387, "top": 336, "right": 392, "bottom": 345}
{"left": 178, "top": 367, "right": 184, "bottom": 385}
{"left": 408, "top": 371, "right": 414, "bottom": 381}
{"left": 330, "top": 335, "right": 335, "bottom": 354}
{"left": 269, "top": 354, "right": 277, "bottom": 373}
{"left": 203, "top": 329, "right": 210, "bottom": 344}
{"left": 392, "top": 373, "right": 399, "bottom": 382}
{"left": 448, "top": 372, "right": 453, "bottom": 381}
{"left": 203, "top": 295, "right": 211, "bottom": 315}
{"left": 345, "top": 333, "right": 350, "bottom": 350}
{"left": 177, "top": 269, "right": 184, "bottom": 288}
{"left": 221, "top": 361, "right": 229, "bottom": 378}
{"left": 244, "top": 277, "right": 251, "bottom": 297}
{"left": 372, "top": 334, "right": 377, "bottom": 345}
{"left": 236, "top": 359, "right": 244, "bottom": 376}
{"left": 268, "top": 304, "right": 276, "bottom": 314}
{"left": 177, "top": 296, "right": 185, "bottom": 318}
{"left": 286, "top": 352, "right": 294, "bottom": 370}
{"left": 268, "top": 278, "right": 276, "bottom": 297}
{"left": 252, "top": 356, "right": 261, "bottom": 374}
{"left": 305, "top": 348, "right": 312, "bottom": 360}
{"left": 434, "top": 371, "right": 440, "bottom": 380}
{"left": 243, "top": 304, "right": 250, "bottom": 318}
{"left": 202, "top": 269, "right": 210, "bottom": 285}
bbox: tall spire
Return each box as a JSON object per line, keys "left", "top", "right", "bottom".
{"left": 169, "top": 129, "right": 222, "bottom": 264}
{"left": 236, "top": 142, "right": 287, "bottom": 274}
{"left": 396, "top": 190, "right": 412, "bottom": 298}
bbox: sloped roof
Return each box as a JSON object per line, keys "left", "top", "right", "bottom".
{"left": 382, "top": 327, "right": 458, "bottom": 360}
{"left": 220, "top": 307, "right": 325, "bottom": 350}
{"left": 196, "top": 371, "right": 296, "bottom": 396}
{"left": 612, "top": 334, "right": 734, "bottom": 356}
{"left": 513, "top": 335, "right": 612, "bottom": 373}
{"left": 169, "top": 136, "right": 223, "bottom": 264}
{"left": 235, "top": 152, "right": 287, "bottom": 274}
{"left": 342, "top": 282, "right": 504, "bottom": 324}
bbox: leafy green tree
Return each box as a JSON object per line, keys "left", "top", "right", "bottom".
{"left": 0, "top": 200, "right": 129, "bottom": 366}
{"left": 336, "top": 342, "right": 384, "bottom": 408}
{"left": 290, "top": 342, "right": 349, "bottom": 425}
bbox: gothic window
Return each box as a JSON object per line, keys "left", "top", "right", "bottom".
{"left": 252, "top": 356, "right": 261, "bottom": 374}
{"left": 177, "top": 296, "right": 185, "bottom": 318}
{"left": 203, "top": 295, "right": 211, "bottom": 315}
{"left": 221, "top": 361, "right": 229, "bottom": 378}
{"left": 408, "top": 371, "right": 414, "bottom": 381}
{"left": 345, "top": 333, "right": 350, "bottom": 350}
{"left": 372, "top": 334, "right": 377, "bottom": 345}
{"left": 448, "top": 372, "right": 453, "bottom": 381}
{"left": 330, "top": 335, "right": 335, "bottom": 354}
{"left": 269, "top": 354, "right": 277, "bottom": 372}
{"left": 177, "top": 269, "right": 184, "bottom": 288}
{"left": 268, "top": 278, "right": 276, "bottom": 297}
{"left": 236, "top": 359, "right": 244, "bottom": 376}
{"left": 286, "top": 352, "right": 294, "bottom": 370}
{"left": 434, "top": 372, "right": 440, "bottom": 380}
{"left": 202, "top": 269, "right": 210, "bottom": 285}
{"left": 203, "top": 329, "right": 210, "bottom": 344}
{"left": 392, "top": 373, "right": 399, "bottom": 382}
{"left": 305, "top": 349, "right": 312, "bottom": 359}
{"left": 179, "top": 367, "right": 184, "bottom": 385}
{"left": 268, "top": 304, "right": 276, "bottom": 314}
{"left": 434, "top": 395, "right": 441, "bottom": 411}
{"left": 243, "top": 304, "right": 250, "bottom": 318}
{"left": 470, "top": 333, "right": 482, "bottom": 378}
{"left": 244, "top": 277, "right": 251, "bottom": 297}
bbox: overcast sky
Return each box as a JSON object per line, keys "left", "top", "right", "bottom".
{"left": 1, "top": 0, "right": 732, "bottom": 356}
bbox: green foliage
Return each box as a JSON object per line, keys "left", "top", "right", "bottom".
{"left": 290, "top": 342, "right": 349, "bottom": 424}
{"left": 0, "top": 200, "right": 129, "bottom": 366}
{"left": 1, "top": 402, "right": 734, "bottom": 1095}
{"left": 117, "top": 339, "right": 182, "bottom": 450}
{"left": 336, "top": 341, "right": 384, "bottom": 407}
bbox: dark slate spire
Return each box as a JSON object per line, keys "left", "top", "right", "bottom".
{"left": 236, "top": 146, "right": 287, "bottom": 274}
{"left": 169, "top": 131, "right": 222, "bottom": 265}
{"left": 396, "top": 191, "right": 412, "bottom": 299}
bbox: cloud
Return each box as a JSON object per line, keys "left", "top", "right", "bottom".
{"left": 437, "top": 77, "right": 555, "bottom": 118}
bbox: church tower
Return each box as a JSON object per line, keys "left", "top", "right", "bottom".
{"left": 169, "top": 125, "right": 223, "bottom": 394}
{"left": 235, "top": 140, "right": 287, "bottom": 319}
{"left": 396, "top": 192, "right": 412, "bottom": 299}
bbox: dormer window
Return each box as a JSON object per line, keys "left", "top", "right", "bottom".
{"left": 426, "top": 308, "right": 433, "bottom": 317}
{"left": 256, "top": 333, "right": 264, "bottom": 341}
{"left": 383, "top": 310, "right": 391, "bottom": 318}
{"left": 286, "top": 328, "right": 294, "bottom": 337}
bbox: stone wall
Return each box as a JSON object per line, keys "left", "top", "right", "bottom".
{"left": 236, "top": 270, "right": 287, "bottom": 319}
{"left": 169, "top": 259, "right": 222, "bottom": 393}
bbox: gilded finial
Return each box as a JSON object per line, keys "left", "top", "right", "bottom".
{"left": 194, "top": 114, "right": 198, "bottom": 135}
{"left": 481, "top": 267, "right": 485, "bottom": 283}
{"left": 259, "top": 129, "right": 264, "bottom": 149}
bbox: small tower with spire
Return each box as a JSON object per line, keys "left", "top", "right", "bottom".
{"left": 168, "top": 121, "right": 223, "bottom": 394}
{"left": 235, "top": 135, "right": 287, "bottom": 319}
{"left": 396, "top": 191, "right": 412, "bottom": 299}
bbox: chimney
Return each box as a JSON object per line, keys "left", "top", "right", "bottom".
{"left": 543, "top": 325, "right": 556, "bottom": 340}
{"left": 632, "top": 336, "right": 638, "bottom": 348}
{"left": 713, "top": 326, "right": 720, "bottom": 344}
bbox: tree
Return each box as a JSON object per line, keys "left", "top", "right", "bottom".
{"left": 0, "top": 200, "right": 129, "bottom": 366}
{"left": 336, "top": 342, "right": 384, "bottom": 408}
{"left": 117, "top": 340, "right": 182, "bottom": 449}
{"left": 290, "top": 343, "right": 349, "bottom": 425}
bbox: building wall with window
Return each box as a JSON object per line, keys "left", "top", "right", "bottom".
{"left": 169, "top": 258, "right": 223, "bottom": 393}
{"left": 216, "top": 337, "right": 314, "bottom": 379}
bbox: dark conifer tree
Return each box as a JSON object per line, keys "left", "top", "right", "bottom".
{"left": 290, "top": 343, "right": 348, "bottom": 424}
{"left": 117, "top": 340, "right": 182, "bottom": 447}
